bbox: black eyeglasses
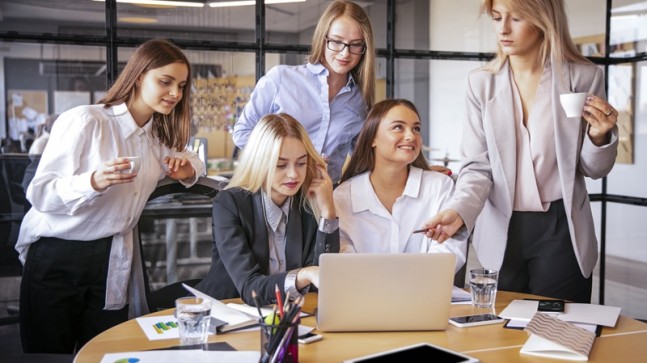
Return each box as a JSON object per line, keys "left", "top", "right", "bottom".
{"left": 325, "top": 38, "right": 366, "bottom": 55}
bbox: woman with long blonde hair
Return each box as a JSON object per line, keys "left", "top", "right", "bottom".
{"left": 197, "top": 113, "right": 339, "bottom": 306}
{"left": 423, "top": 0, "right": 618, "bottom": 303}
{"left": 232, "top": 0, "right": 375, "bottom": 183}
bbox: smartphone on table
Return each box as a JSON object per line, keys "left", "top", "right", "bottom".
{"left": 449, "top": 313, "right": 505, "bottom": 328}
{"left": 298, "top": 332, "right": 323, "bottom": 344}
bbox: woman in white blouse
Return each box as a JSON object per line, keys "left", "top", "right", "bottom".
{"left": 333, "top": 99, "right": 467, "bottom": 273}
{"left": 17, "top": 39, "right": 204, "bottom": 354}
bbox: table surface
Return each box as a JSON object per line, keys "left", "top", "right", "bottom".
{"left": 74, "top": 291, "right": 647, "bottom": 363}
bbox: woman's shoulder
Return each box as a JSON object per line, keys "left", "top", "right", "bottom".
{"left": 334, "top": 172, "right": 369, "bottom": 195}
{"left": 55, "top": 104, "right": 111, "bottom": 128}
{"left": 267, "top": 63, "right": 308, "bottom": 77}
{"left": 219, "top": 187, "right": 253, "bottom": 199}
{"left": 420, "top": 168, "right": 454, "bottom": 186}
{"left": 567, "top": 61, "right": 602, "bottom": 77}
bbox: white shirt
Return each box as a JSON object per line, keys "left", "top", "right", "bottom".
{"left": 333, "top": 167, "right": 467, "bottom": 273}
{"left": 16, "top": 103, "right": 205, "bottom": 310}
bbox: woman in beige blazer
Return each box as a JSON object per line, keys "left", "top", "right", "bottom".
{"left": 422, "top": 0, "right": 618, "bottom": 303}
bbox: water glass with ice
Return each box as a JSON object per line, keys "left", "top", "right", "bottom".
{"left": 175, "top": 296, "right": 211, "bottom": 345}
{"left": 469, "top": 268, "right": 498, "bottom": 309}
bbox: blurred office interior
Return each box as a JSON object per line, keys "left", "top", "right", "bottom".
{"left": 1, "top": 0, "right": 646, "bottom": 353}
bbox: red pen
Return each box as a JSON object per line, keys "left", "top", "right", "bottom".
{"left": 275, "top": 284, "right": 284, "bottom": 318}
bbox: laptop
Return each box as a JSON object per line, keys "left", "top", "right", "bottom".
{"left": 316, "top": 253, "right": 456, "bottom": 332}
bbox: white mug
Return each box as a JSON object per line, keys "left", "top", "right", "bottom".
{"left": 559, "top": 92, "right": 587, "bottom": 118}
{"left": 120, "top": 156, "right": 141, "bottom": 174}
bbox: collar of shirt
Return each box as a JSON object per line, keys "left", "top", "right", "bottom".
{"left": 262, "top": 190, "right": 292, "bottom": 232}
{"left": 107, "top": 103, "right": 154, "bottom": 141}
{"left": 350, "top": 167, "right": 424, "bottom": 214}
{"left": 306, "top": 62, "right": 357, "bottom": 89}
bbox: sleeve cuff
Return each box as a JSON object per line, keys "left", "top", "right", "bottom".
{"left": 318, "top": 217, "right": 339, "bottom": 233}
{"left": 285, "top": 269, "right": 310, "bottom": 300}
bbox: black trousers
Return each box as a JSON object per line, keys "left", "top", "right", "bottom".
{"left": 20, "top": 236, "right": 128, "bottom": 353}
{"left": 499, "top": 200, "right": 592, "bottom": 303}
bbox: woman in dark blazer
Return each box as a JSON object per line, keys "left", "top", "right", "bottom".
{"left": 196, "top": 113, "right": 339, "bottom": 306}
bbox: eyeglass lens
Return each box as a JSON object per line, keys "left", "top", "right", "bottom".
{"left": 326, "top": 39, "right": 365, "bottom": 55}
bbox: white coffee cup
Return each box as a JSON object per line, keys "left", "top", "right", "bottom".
{"left": 120, "top": 156, "right": 141, "bottom": 174}
{"left": 559, "top": 92, "right": 587, "bottom": 118}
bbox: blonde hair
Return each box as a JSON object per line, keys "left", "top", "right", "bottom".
{"left": 480, "top": 0, "right": 590, "bottom": 73}
{"left": 99, "top": 38, "right": 192, "bottom": 152}
{"left": 227, "top": 113, "right": 327, "bottom": 219}
{"left": 307, "top": 0, "right": 375, "bottom": 108}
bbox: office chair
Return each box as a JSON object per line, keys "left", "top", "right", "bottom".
{"left": 0, "top": 154, "right": 37, "bottom": 328}
{"left": 137, "top": 176, "right": 227, "bottom": 312}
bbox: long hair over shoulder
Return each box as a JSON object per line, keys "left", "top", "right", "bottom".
{"left": 307, "top": 0, "right": 375, "bottom": 109}
{"left": 480, "top": 0, "right": 590, "bottom": 73}
{"left": 340, "top": 99, "right": 430, "bottom": 184}
{"left": 99, "top": 38, "right": 192, "bottom": 152}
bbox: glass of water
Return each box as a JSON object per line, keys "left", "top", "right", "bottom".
{"left": 175, "top": 296, "right": 212, "bottom": 346}
{"left": 469, "top": 268, "right": 499, "bottom": 309}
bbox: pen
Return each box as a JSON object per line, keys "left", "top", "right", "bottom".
{"left": 412, "top": 228, "right": 433, "bottom": 234}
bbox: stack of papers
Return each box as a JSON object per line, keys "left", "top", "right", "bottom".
{"left": 183, "top": 284, "right": 259, "bottom": 333}
{"left": 521, "top": 313, "right": 596, "bottom": 361}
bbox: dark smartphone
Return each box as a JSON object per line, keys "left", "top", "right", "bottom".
{"left": 537, "top": 300, "right": 565, "bottom": 313}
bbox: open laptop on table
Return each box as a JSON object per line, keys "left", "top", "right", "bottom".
{"left": 317, "top": 253, "right": 456, "bottom": 332}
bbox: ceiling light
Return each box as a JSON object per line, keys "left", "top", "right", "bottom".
{"left": 118, "top": 16, "right": 160, "bottom": 23}
{"left": 209, "top": 0, "right": 306, "bottom": 8}
{"left": 92, "top": 0, "right": 204, "bottom": 8}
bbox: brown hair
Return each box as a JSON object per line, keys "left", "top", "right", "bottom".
{"left": 307, "top": 0, "right": 375, "bottom": 108}
{"left": 340, "top": 99, "right": 430, "bottom": 183}
{"left": 99, "top": 38, "right": 192, "bottom": 151}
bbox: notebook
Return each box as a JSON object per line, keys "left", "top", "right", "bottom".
{"left": 317, "top": 253, "right": 456, "bottom": 332}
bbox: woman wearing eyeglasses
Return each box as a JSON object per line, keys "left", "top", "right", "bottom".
{"left": 232, "top": 0, "right": 375, "bottom": 183}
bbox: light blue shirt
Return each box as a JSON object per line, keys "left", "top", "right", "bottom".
{"left": 233, "top": 62, "right": 367, "bottom": 182}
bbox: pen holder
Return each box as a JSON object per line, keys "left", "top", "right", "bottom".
{"left": 259, "top": 319, "right": 299, "bottom": 363}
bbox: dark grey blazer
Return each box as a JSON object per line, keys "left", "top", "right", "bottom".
{"left": 195, "top": 187, "right": 339, "bottom": 306}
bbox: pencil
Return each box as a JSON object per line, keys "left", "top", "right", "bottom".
{"left": 274, "top": 284, "right": 284, "bottom": 318}
{"left": 252, "top": 290, "right": 264, "bottom": 321}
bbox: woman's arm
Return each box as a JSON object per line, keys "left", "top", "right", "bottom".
{"left": 232, "top": 68, "right": 280, "bottom": 149}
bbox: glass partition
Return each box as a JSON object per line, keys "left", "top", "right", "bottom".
{"left": 2, "top": 42, "right": 107, "bottom": 147}
{"left": 610, "top": 0, "right": 647, "bottom": 58}
{"left": 116, "top": 1, "right": 255, "bottom": 42}
{"left": 0, "top": 0, "right": 106, "bottom": 37}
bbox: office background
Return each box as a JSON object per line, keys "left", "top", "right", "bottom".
{"left": 0, "top": 0, "right": 645, "bottom": 330}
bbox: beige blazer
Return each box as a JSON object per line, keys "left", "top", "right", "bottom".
{"left": 448, "top": 60, "right": 618, "bottom": 278}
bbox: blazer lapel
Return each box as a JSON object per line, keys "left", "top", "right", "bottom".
{"left": 252, "top": 192, "right": 270, "bottom": 273}
{"left": 552, "top": 62, "right": 579, "bottom": 206}
{"left": 284, "top": 198, "right": 303, "bottom": 270}
{"left": 487, "top": 61, "right": 517, "bottom": 210}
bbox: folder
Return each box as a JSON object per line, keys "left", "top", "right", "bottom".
{"left": 520, "top": 313, "right": 595, "bottom": 361}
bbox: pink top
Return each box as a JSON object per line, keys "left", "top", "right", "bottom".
{"left": 511, "top": 65, "right": 562, "bottom": 212}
